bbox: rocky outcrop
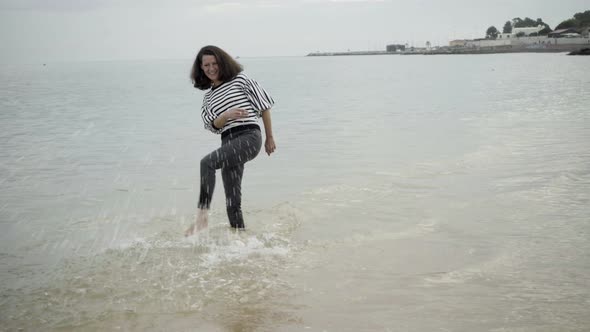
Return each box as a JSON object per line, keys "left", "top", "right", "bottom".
{"left": 568, "top": 48, "right": 590, "bottom": 55}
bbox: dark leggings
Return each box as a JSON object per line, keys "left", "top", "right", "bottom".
{"left": 198, "top": 127, "right": 262, "bottom": 228}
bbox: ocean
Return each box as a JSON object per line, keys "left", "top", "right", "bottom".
{"left": 1, "top": 53, "right": 589, "bottom": 331}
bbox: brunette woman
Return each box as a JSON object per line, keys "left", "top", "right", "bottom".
{"left": 185, "top": 45, "right": 276, "bottom": 236}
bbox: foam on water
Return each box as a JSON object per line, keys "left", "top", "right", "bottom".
{"left": 0, "top": 202, "right": 303, "bottom": 331}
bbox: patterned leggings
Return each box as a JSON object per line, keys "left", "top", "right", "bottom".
{"left": 198, "top": 127, "right": 262, "bottom": 228}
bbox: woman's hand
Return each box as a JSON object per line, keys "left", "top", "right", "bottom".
{"left": 223, "top": 108, "right": 249, "bottom": 120}
{"left": 214, "top": 108, "right": 248, "bottom": 129}
{"left": 265, "top": 136, "right": 276, "bottom": 156}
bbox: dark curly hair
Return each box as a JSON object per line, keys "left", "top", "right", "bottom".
{"left": 190, "top": 45, "right": 243, "bottom": 90}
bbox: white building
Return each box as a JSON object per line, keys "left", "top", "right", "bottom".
{"left": 499, "top": 25, "right": 545, "bottom": 39}
{"left": 449, "top": 24, "right": 590, "bottom": 49}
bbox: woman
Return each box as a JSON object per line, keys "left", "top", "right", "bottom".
{"left": 185, "top": 45, "right": 276, "bottom": 236}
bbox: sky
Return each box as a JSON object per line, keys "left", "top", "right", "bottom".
{"left": 0, "top": 0, "right": 588, "bottom": 63}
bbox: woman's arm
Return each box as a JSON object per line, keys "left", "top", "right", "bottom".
{"left": 213, "top": 108, "right": 249, "bottom": 129}
{"left": 261, "top": 109, "right": 275, "bottom": 155}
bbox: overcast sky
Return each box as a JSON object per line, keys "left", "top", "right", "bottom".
{"left": 0, "top": 0, "right": 587, "bottom": 63}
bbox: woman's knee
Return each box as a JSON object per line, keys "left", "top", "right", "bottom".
{"left": 200, "top": 155, "right": 213, "bottom": 171}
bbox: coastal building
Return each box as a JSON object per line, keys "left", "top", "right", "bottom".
{"left": 449, "top": 40, "right": 468, "bottom": 47}
{"left": 498, "top": 25, "right": 545, "bottom": 39}
{"left": 446, "top": 33, "right": 589, "bottom": 53}
{"left": 464, "top": 38, "right": 509, "bottom": 48}
{"left": 549, "top": 28, "right": 579, "bottom": 37}
{"left": 512, "top": 25, "right": 545, "bottom": 36}
{"left": 386, "top": 44, "right": 405, "bottom": 52}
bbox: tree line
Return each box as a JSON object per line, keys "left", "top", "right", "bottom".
{"left": 485, "top": 10, "right": 590, "bottom": 39}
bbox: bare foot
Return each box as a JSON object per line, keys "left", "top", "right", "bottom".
{"left": 185, "top": 209, "right": 209, "bottom": 237}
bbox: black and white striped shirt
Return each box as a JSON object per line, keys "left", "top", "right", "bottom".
{"left": 201, "top": 73, "right": 274, "bottom": 134}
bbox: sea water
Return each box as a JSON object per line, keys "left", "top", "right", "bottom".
{"left": 1, "top": 54, "right": 589, "bottom": 331}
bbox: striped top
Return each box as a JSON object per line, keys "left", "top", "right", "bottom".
{"left": 201, "top": 73, "right": 274, "bottom": 134}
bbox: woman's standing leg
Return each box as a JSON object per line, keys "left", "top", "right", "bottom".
{"left": 222, "top": 164, "right": 245, "bottom": 228}
{"left": 221, "top": 130, "right": 261, "bottom": 229}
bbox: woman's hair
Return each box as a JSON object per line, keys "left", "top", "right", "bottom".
{"left": 191, "top": 45, "right": 243, "bottom": 90}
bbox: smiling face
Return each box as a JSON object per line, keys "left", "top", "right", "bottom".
{"left": 200, "top": 54, "right": 221, "bottom": 86}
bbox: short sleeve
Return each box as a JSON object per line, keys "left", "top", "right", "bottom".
{"left": 242, "top": 75, "right": 275, "bottom": 115}
{"left": 201, "top": 97, "right": 222, "bottom": 134}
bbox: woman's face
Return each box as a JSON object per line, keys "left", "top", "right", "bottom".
{"left": 201, "top": 55, "right": 220, "bottom": 84}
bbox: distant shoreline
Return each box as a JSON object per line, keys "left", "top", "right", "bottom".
{"left": 406, "top": 45, "right": 582, "bottom": 55}
{"left": 308, "top": 43, "right": 589, "bottom": 56}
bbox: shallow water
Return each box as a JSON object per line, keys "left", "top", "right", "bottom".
{"left": 1, "top": 54, "right": 589, "bottom": 331}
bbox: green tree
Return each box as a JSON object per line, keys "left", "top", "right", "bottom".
{"left": 512, "top": 17, "right": 548, "bottom": 28}
{"left": 556, "top": 10, "right": 590, "bottom": 30}
{"left": 539, "top": 27, "right": 552, "bottom": 35}
{"left": 556, "top": 19, "right": 577, "bottom": 30}
{"left": 503, "top": 21, "right": 512, "bottom": 33}
{"left": 525, "top": 17, "right": 537, "bottom": 26}
{"left": 486, "top": 26, "right": 499, "bottom": 39}
{"left": 510, "top": 16, "right": 552, "bottom": 34}
{"left": 573, "top": 10, "right": 590, "bottom": 26}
